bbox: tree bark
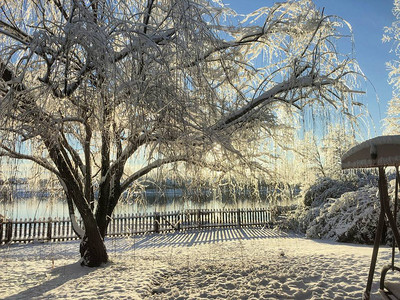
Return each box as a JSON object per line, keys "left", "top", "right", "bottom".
{"left": 46, "top": 141, "right": 109, "bottom": 267}
{"left": 79, "top": 220, "right": 108, "bottom": 267}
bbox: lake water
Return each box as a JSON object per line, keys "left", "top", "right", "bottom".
{"left": 0, "top": 189, "right": 275, "bottom": 220}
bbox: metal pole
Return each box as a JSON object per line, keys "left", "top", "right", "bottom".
{"left": 364, "top": 200, "right": 385, "bottom": 299}
{"left": 392, "top": 166, "right": 399, "bottom": 270}
{"left": 364, "top": 167, "right": 387, "bottom": 299}
{"left": 380, "top": 168, "right": 400, "bottom": 252}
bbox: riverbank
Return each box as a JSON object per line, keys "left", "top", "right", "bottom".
{"left": 1, "top": 227, "right": 394, "bottom": 299}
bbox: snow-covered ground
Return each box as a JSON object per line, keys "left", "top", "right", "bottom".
{"left": 1, "top": 227, "right": 398, "bottom": 299}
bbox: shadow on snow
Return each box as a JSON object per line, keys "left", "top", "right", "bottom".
{"left": 109, "top": 227, "right": 302, "bottom": 251}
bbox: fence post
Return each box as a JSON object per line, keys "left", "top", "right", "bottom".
{"left": 177, "top": 212, "right": 181, "bottom": 231}
{"left": 6, "top": 220, "right": 12, "bottom": 243}
{"left": 0, "top": 218, "right": 3, "bottom": 244}
{"left": 47, "top": 217, "right": 52, "bottom": 241}
{"left": 237, "top": 209, "right": 241, "bottom": 227}
{"left": 154, "top": 213, "right": 160, "bottom": 233}
{"left": 197, "top": 209, "right": 201, "bottom": 229}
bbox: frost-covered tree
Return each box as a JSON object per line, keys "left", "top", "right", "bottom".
{"left": 296, "top": 131, "right": 326, "bottom": 181}
{"left": 384, "top": 96, "right": 400, "bottom": 134}
{"left": 322, "top": 124, "right": 356, "bottom": 179}
{"left": 383, "top": 0, "right": 400, "bottom": 134}
{"left": 291, "top": 123, "right": 356, "bottom": 189}
{"left": 0, "top": 0, "right": 363, "bottom": 266}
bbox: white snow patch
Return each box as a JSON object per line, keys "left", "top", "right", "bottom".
{"left": 1, "top": 228, "right": 397, "bottom": 299}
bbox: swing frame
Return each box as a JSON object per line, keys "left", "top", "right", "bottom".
{"left": 341, "top": 135, "right": 400, "bottom": 300}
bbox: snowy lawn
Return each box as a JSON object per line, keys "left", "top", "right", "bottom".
{"left": 1, "top": 227, "right": 398, "bottom": 299}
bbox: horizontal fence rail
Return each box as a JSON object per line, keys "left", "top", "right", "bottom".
{"left": 0, "top": 208, "right": 274, "bottom": 245}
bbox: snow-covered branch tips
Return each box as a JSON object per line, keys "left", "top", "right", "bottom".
{"left": 0, "top": 0, "right": 364, "bottom": 266}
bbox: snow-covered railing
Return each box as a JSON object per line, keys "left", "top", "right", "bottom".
{"left": 0, "top": 208, "right": 274, "bottom": 244}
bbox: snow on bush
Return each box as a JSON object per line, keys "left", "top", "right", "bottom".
{"left": 282, "top": 204, "right": 320, "bottom": 233}
{"left": 284, "top": 176, "right": 365, "bottom": 233}
{"left": 305, "top": 186, "right": 379, "bottom": 244}
{"left": 303, "top": 177, "right": 358, "bottom": 207}
{"left": 281, "top": 172, "right": 387, "bottom": 244}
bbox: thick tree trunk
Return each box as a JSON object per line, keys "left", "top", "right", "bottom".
{"left": 79, "top": 221, "right": 108, "bottom": 267}
{"left": 95, "top": 213, "right": 110, "bottom": 239}
{"left": 95, "top": 178, "right": 123, "bottom": 238}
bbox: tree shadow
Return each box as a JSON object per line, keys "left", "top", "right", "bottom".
{"left": 3, "top": 261, "right": 98, "bottom": 300}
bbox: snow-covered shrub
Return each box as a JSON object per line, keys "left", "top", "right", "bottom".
{"left": 283, "top": 205, "right": 321, "bottom": 233}
{"left": 303, "top": 177, "right": 357, "bottom": 207}
{"left": 305, "top": 186, "right": 379, "bottom": 244}
{"left": 278, "top": 172, "right": 400, "bottom": 245}
{"left": 352, "top": 170, "right": 378, "bottom": 188}
{"left": 281, "top": 172, "right": 379, "bottom": 239}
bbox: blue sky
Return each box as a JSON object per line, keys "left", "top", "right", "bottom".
{"left": 225, "top": 0, "right": 396, "bottom": 136}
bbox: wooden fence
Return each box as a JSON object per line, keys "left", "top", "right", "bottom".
{"left": 0, "top": 208, "right": 273, "bottom": 244}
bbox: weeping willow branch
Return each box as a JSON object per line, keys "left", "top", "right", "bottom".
{"left": 121, "top": 156, "right": 189, "bottom": 192}
{"left": 0, "top": 146, "right": 60, "bottom": 176}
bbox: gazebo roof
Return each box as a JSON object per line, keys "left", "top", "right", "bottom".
{"left": 341, "top": 135, "right": 400, "bottom": 169}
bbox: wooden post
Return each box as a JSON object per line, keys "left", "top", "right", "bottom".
{"left": 154, "top": 213, "right": 160, "bottom": 233}
{"left": 0, "top": 218, "right": 3, "bottom": 244}
{"left": 23, "top": 218, "right": 27, "bottom": 242}
{"left": 261, "top": 208, "right": 265, "bottom": 224}
{"left": 134, "top": 213, "right": 138, "bottom": 234}
{"left": 62, "top": 218, "right": 66, "bottom": 241}
{"left": 43, "top": 219, "right": 46, "bottom": 240}
{"left": 27, "top": 218, "right": 32, "bottom": 240}
{"left": 176, "top": 212, "right": 181, "bottom": 231}
{"left": 18, "top": 219, "right": 22, "bottom": 241}
{"left": 237, "top": 209, "right": 241, "bottom": 227}
{"left": 57, "top": 218, "right": 61, "bottom": 241}
{"left": 47, "top": 217, "right": 52, "bottom": 241}
{"left": 6, "top": 220, "right": 12, "bottom": 243}
{"left": 197, "top": 209, "right": 201, "bottom": 230}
